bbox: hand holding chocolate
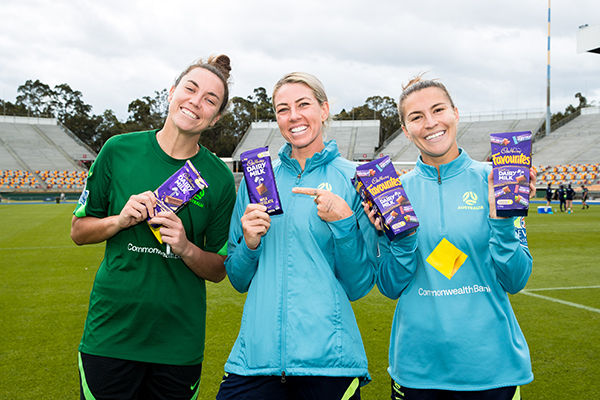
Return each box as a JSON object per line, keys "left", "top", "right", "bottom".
{"left": 352, "top": 156, "right": 419, "bottom": 240}
{"left": 147, "top": 160, "right": 208, "bottom": 243}
{"left": 240, "top": 147, "right": 283, "bottom": 215}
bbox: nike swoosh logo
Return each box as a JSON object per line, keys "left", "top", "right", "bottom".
{"left": 191, "top": 378, "right": 200, "bottom": 391}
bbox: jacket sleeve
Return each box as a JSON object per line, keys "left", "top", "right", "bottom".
{"left": 376, "top": 230, "right": 419, "bottom": 300}
{"left": 326, "top": 200, "right": 378, "bottom": 301}
{"left": 488, "top": 217, "right": 533, "bottom": 294}
{"left": 224, "top": 180, "right": 262, "bottom": 293}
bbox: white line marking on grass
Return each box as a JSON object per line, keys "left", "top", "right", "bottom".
{"left": 524, "top": 285, "right": 600, "bottom": 291}
{"left": 0, "top": 245, "right": 102, "bottom": 251}
{"left": 520, "top": 290, "right": 600, "bottom": 314}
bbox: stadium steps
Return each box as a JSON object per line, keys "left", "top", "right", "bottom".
{"left": 264, "top": 128, "right": 279, "bottom": 147}
{"left": 0, "top": 134, "right": 33, "bottom": 172}
{"left": 533, "top": 116, "right": 598, "bottom": 159}
{"left": 455, "top": 122, "right": 472, "bottom": 141}
{"left": 346, "top": 127, "right": 357, "bottom": 160}
{"left": 31, "top": 125, "right": 81, "bottom": 170}
{"left": 481, "top": 120, "right": 522, "bottom": 161}
{"left": 565, "top": 136, "right": 600, "bottom": 165}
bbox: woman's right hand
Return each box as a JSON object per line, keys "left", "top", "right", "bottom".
{"left": 117, "top": 191, "right": 157, "bottom": 229}
{"left": 241, "top": 203, "right": 271, "bottom": 250}
{"left": 363, "top": 201, "right": 383, "bottom": 231}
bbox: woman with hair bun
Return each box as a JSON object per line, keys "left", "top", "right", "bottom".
{"left": 217, "top": 72, "right": 377, "bottom": 400}
{"left": 71, "top": 55, "right": 236, "bottom": 399}
{"left": 366, "top": 74, "right": 536, "bottom": 400}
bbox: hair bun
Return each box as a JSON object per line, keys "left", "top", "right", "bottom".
{"left": 211, "top": 54, "right": 231, "bottom": 81}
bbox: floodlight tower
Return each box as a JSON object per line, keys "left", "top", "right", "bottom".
{"left": 546, "top": 0, "right": 551, "bottom": 138}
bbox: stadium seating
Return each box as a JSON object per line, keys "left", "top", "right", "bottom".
{"left": 0, "top": 169, "right": 88, "bottom": 189}
{"left": 0, "top": 118, "right": 94, "bottom": 192}
{"left": 536, "top": 163, "right": 600, "bottom": 186}
{"left": 532, "top": 108, "right": 600, "bottom": 166}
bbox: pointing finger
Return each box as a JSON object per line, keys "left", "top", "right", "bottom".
{"left": 292, "top": 187, "right": 324, "bottom": 196}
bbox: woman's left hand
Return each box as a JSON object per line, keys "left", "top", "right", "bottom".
{"left": 292, "top": 187, "right": 353, "bottom": 222}
{"left": 149, "top": 211, "right": 189, "bottom": 256}
{"left": 488, "top": 167, "right": 537, "bottom": 219}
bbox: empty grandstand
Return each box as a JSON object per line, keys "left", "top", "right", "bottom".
{"left": 0, "top": 116, "right": 95, "bottom": 194}
{"left": 231, "top": 120, "right": 380, "bottom": 162}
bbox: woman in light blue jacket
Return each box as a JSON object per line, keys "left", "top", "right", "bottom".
{"left": 217, "top": 72, "right": 378, "bottom": 400}
{"left": 366, "top": 75, "right": 536, "bottom": 400}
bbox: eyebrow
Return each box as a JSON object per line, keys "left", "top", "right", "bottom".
{"left": 275, "top": 96, "right": 310, "bottom": 109}
{"left": 186, "top": 79, "right": 221, "bottom": 101}
{"left": 407, "top": 102, "right": 446, "bottom": 118}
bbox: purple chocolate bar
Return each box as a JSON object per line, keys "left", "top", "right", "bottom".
{"left": 490, "top": 131, "right": 532, "bottom": 217}
{"left": 147, "top": 160, "right": 208, "bottom": 243}
{"left": 241, "top": 147, "right": 283, "bottom": 215}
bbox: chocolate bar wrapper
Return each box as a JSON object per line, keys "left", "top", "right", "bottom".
{"left": 490, "top": 131, "right": 532, "bottom": 217}
{"left": 353, "top": 156, "right": 418, "bottom": 240}
{"left": 147, "top": 160, "right": 208, "bottom": 243}
{"left": 240, "top": 147, "right": 283, "bottom": 215}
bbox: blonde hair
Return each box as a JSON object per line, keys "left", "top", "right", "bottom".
{"left": 272, "top": 72, "right": 332, "bottom": 128}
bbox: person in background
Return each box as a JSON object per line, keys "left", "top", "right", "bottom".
{"left": 558, "top": 184, "right": 566, "bottom": 212}
{"left": 71, "top": 55, "right": 236, "bottom": 400}
{"left": 366, "top": 74, "right": 535, "bottom": 400}
{"left": 545, "top": 183, "right": 553, "bottom": 208}
{"left": 566, "top": 183, "right": 575, "bottom": 214}
{"left": 581, "top": 184, "right": 589, "bottom": 209}
{"left": 217, "top": 72, "right": 377, "bottom": 400}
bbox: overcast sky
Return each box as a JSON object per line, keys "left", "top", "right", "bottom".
{"left": 1, "top": 0, "right": 599, "bottom": 121}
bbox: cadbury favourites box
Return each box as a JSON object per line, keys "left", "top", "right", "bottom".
{"left": 148, "top": 160, "right": 208, "bottom": 243}
{"left": 352, "top": 156, "right": 418, "bottom": 240}
{"left": 240, "top": 147, "right": 283, "bottom": 215}
{"left": 490, "top": 131, "right": 532, "bottom": 217}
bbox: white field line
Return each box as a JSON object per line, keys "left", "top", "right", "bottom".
{"left": 520, "top": 285, "right": 600, "bottom": 314}
{"left": 0, "top": 245, "right": 102, "bottom": 250}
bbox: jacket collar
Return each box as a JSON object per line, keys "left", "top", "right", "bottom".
{"left": 278, "top": 140, "right": 340, "bottom": 174}
{"left": 414, "top": 148, "right": 473, "bottom": 180}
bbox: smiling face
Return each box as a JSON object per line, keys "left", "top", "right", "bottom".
{"left": 167, "top": 67, "right": 225, "bottom": 135}
{"left": 401, "top": 86, "right": 460, "bottom": 168}
{"left": 273, "top": 82, "right": 329, "bottom": 159}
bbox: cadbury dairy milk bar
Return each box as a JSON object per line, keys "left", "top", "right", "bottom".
{"left": 352, "top": 155, "right": 418, "bottom": 240}
{"left": 240, "top": 147, "right": 283, "bottom": 215}
{"left": 490, "top": 131, "right": 532, "bottom": 217}
{"left": 148, "top": 160, "right": 208, "bottom": 243}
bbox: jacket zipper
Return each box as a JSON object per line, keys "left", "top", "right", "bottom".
{"left": 438, "top": 170, "right": 445, "bottom": 231}
{"left": 281, "top": 169, "right": 303, "bottom": 380}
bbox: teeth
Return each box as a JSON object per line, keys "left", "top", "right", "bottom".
{"left": 291, "top": 126, "right": 307, "bottom": 133}
{"left": 181, "top": 108, "right": 199, "bottom": 119}
{"left": 426, "top": 131, "right": 445, "bottom": 140}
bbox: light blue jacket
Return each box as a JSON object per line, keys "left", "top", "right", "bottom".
{"left": 224, "top": 140, "right": 377, "bottom": 382}
{"left": 377, "top": 149, "right": 533, "bottom": 391}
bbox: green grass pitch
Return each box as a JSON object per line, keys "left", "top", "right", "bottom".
{"left": 0, "top": 202, "right": 598, "bottom": 399}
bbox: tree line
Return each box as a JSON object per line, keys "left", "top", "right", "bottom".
{"left": 2, "top": 80, "right": 591, "bottom": 157}
{"left": 0, "top": 79, "right": 402, "bottom": 157}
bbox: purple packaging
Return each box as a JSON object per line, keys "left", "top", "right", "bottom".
{"left": 240, "top": 147, "right": 283, "bottom": 215}
{"left": 490, "top": 131, "right": 532, "bottom": 217}
{"left": 147, "top": 160, "right": 208, "bottom": 243}
{"left": 352, "top": 155, "right": 418, "bottom": 240}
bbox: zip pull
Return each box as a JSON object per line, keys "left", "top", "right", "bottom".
{"left": 281, "top": 371, "right": 286, "bottom": 383}
{"left": 438, "top": 171, "right": 442, "bottom": 185}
